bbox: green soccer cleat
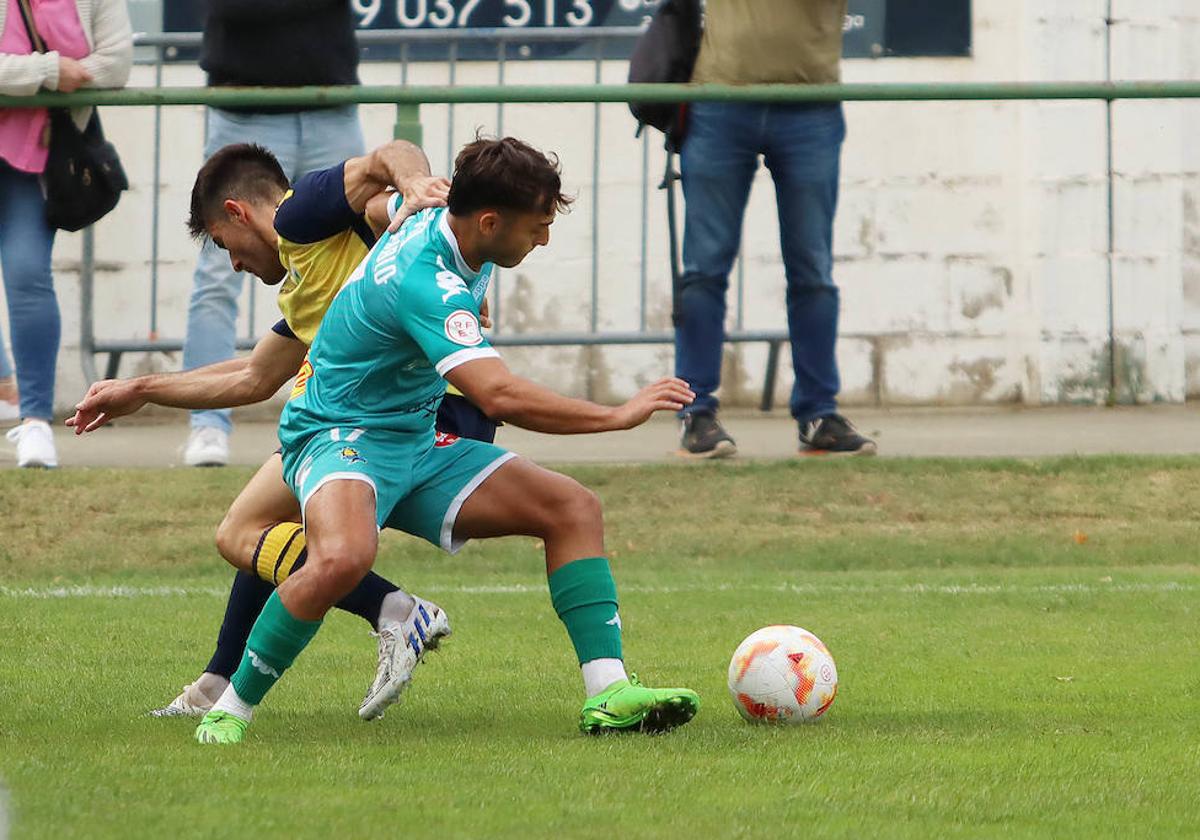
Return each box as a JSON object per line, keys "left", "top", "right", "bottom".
{"left": 579, "top": 674, "right": 700, "bottom": 734}
{"left": 195, "top": 710, "right": 249, "bottom": 745}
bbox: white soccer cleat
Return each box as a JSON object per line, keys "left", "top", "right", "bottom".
{"left": 358, "top": 597, "right": 451, "bottom": 721}
{"left": 183, "top": 426, "right": 229, "bottom": 467}
{"left": 150, "top": 677, "right": 224, "bottom": 718}
{"left": 6, "top": 419, "right": 57, "bottom": 468}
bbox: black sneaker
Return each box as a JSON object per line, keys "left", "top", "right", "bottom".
{"left": 798, "top": 413, "right": 877, "bottom": 456}
{"left": 677, "top": 412, "right": 737, "bottom": 459}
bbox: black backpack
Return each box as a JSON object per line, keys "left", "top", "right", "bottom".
{"left": 627, "top": 0, "right": 703, "bottom": 152}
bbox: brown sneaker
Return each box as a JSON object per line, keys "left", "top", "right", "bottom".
{"left": 677, "top": 412, "right": 737, "bottom": 459}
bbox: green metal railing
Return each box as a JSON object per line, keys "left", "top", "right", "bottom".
{"left": 7, "top": 78, "right": 1199, "bottom": 404}
{"left": 4, "top": 80, "right": 1200, "bottom": 109}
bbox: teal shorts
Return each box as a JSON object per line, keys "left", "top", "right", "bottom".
{"left": 282, "top": 427, "right": 517, "bottom": 553}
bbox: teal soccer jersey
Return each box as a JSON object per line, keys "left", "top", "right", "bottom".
{"left": 280, "top": 207, "right": 496, "bottom": 447}
{"left": 277, "top": 208, "right": 516, "bottom": 550}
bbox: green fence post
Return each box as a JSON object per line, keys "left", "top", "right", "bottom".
{"left": 394, "top": 102, "right": 422, "bottom": 144}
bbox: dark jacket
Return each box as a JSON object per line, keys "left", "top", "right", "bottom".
{"left": 201, "top": 0, "right": 360, "bottom": 91}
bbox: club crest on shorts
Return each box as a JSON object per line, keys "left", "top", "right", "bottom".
{"left": 339, "top": 446, "right": 366, "bottom": 464}
{"left": 434, "top": 431, "right": 460, "bottom": 448}
{"left": 444, "top": 310, "right": 483, "bottom": 346}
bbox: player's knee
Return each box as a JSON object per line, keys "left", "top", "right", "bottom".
{"left": 545, "top": 482, "right": 603, "bottom": 537}
{"left": 214, "top": 515, "right": 255, "bottom": 572}
{"left": 305, "top": 543, "right": 375, "bottom": 595}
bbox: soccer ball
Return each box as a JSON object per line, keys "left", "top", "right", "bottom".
{"left": 727, "top": 625, "right": 838, "bottom": 724}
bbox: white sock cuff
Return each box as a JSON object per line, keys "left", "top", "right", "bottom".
{"left": 581, "top": 658, "right": 628, "bottom": 698}
{"left": 211, "top": 684, "right": 255, "bottom": 722}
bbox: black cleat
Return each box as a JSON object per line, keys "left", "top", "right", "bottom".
{"left": 798, "top": 413, "right": 877, "bottom": 456}
{"left": 677, "top": 412, "right": 737, "bottom": 459}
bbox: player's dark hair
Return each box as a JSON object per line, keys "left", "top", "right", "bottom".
{"left": 187, "top": 143, "right": 289, "bottom": 239}
{"left": 447, "top": 135, "right": 573, "bottom": 217}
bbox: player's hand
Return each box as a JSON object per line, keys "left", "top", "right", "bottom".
{"left": 56, "top": 57, "right": 92, "bottom": 93}
{"left": 387, "top": 175, "right": 451, "bottom": 232}
{"left": 65, "top": 379, "right": 147, "bottom": 434}
{"left": 479, "top": 296, "right": 492, "bottom": 329}
{"left": 611, "top": 377, "right": 694, "bottom": 430}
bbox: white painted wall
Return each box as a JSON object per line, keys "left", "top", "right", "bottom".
{"left": 5, "top": 0, "right": 1199, "bottom": 416}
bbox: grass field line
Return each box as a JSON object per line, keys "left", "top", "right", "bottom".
{"left": 1, "top": 580, "right": 1195, "bottom": 600}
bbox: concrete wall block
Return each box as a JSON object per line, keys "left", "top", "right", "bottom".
{"left": 1113, "top": 176, "right": 1182, "bottom": 255}
{"left": 873, "top": 181, "right": 1013, "bottom": 257}
{"left": 843, "top": 102, "right": 1020, "bottom": 182}
{"left": 836, "top": 259, "right": 949, "bottom": 335}
{"left": 1184, "top": 333, "right": 1200, "bottom": 397}
{"left": 1111, "top": 254, "right": 1183, "bottom": 332}
{"left": 1030, "top": 103, "right": 1107, "bottom": 179}
{"left": 1034, "top": 179, "right": 1109, "bottom": 256}
{"left": 945, "top": 258, "right": 1018, "bottom": 335}
{"left": 1111, "top": 328, "right": 1187, "bottom": 402}
{"left": 1112, "top": 101, "right": 1183, "bottom": 175}
{"left": 1110, "top": 17, "right": 1181, "bottom": 80}
{"left": 882, "top": 336, "right": 1023, "bottom": 404}
{"left": 1028, "top": 11, "right": 1105, "bottom": 81}
{"left": 1039, "top": 335, "right": 1109, "bottom": 404}
{"left": 1034, "top": 255, "right": 1111, "bottom": 335}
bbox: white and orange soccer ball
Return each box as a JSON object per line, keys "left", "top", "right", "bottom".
{"left": 727, "top": 625, "right": 838, "bottom": 724}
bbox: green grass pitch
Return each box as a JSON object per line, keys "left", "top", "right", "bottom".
{"left": 1, "top": 457, "right": 1197, "bottom": 838}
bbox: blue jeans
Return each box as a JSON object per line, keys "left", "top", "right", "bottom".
{"left": 675, "top": 101, "right": 845, "bottom": 425}
{"left": 0, "top": 161, "right": 59, "bottom": 419}
{"left": 184, "top": 105, "right": 365, "bottom": 433}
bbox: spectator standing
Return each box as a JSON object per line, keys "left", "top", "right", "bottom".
{"left": 181, "top": 0, "right": 365, "bottom": 466}
{"left": 0, "top": 0, "right": 132, "bottom": 466}
{"left": 674, "top": 0, "right": 875, "bottom": 458}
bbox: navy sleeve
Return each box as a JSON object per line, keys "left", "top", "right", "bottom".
{"left": 274, "top": 162, "right": 374, "bottom": 247}
{"left": 270, "top": 318, "right": 298, "bottom": 340}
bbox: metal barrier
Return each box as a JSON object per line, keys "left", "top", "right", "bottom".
{"left": 4, "top": 29, "right": 1200, "bottom": 405}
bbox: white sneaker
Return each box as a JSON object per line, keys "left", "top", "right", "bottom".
{"left": 149, "top": 673, "right": 228, "bottom": 717}
{"left": 358, "top": 597, "right": 452, "bottom": 721}
{"left": 6, "top": 419, "right": 57, "bottom": 468}
{"left": 184, "top": 426, "right": 229, "bottom": 467}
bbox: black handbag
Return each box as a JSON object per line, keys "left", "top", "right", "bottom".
{"left": 15, "top": 0, "right": 128, "bottom": 232}
{"left": 626, "top": 0, "right": 703, "bottom": 152}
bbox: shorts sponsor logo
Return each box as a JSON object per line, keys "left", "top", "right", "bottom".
{"left": 444, "top": 310, "right": 483, "bottom": 347}
{"left": 339, "top": 446, "right": 367, "bottom": 464}
{"left": 434, "top": 431, "right": 460, "bottom": 448}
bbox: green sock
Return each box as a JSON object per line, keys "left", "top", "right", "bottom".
{"left": 229, "top": 591, "right": 323, "bottom": 706}
{"left": 548, "top": 556, "right": 623, "bottom": 664}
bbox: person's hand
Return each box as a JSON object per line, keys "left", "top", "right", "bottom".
{"left": 65, "top": 379, "right": 146, "bottom": 434}
{"left": 56, "top": 57, "right": 92, "bottom": 93}
{"left": 610, "top": 377, "right": 694, "bottom": 430}
{"left": 479, "top": 296, "right": 492, "bottom": 329}
{"left": 387, "top": 175, "right": 451, "bottom": 232}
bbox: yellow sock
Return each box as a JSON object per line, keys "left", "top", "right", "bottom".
{"left": 251, "top": 522, "right": 307, "bottom": 585}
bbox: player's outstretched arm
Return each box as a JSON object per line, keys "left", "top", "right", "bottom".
{"left": 445, "top": 357, "right": 694, "bottom": 435}
{"left": 66, "top": 331, "right": 307, "bottom": 434}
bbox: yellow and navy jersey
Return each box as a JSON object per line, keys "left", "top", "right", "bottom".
{"left": 272, "top": 162, "right": 378, "bottom": 346}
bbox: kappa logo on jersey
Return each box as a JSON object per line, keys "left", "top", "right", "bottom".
{"left": 339, "top": 446, "right": 366, "bottom": 464}
{"left": 436, "top": 255, "right": 470, "bottom": 303}
{"left": 444, "top": 310, "right": 483, "bottom": 346}
{"left": 289, "top": 358, "right": 313, "bottom": 400}
{"left": 434, "top": 431, "right": 460, "bottom": 448}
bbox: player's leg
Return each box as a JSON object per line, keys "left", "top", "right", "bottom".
{"left": 196, "top": 478, "right": 380, "bottom": 745}
{"left": 156, "top": 453, "right": 434, "bottom": 717}
{"left": 397, "top": 444, "right": 699, "bottom": 734}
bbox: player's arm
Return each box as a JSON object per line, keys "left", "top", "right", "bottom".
{"left": 66, "top": 328, "right": 308, "bottom": 434}
{"left": 342, "top": 140, "right": 450, "bottom": 230}
{"left": 444, "top": 357, "right": 694, "bottom": 435}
